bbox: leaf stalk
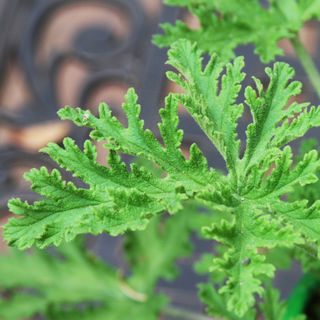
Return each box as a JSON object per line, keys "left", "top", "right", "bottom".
{"left": 291, "top": 35, "right": 320, "bottom": 100}
{"left": 163, "top": 305, "right": 213, "bottom": 320}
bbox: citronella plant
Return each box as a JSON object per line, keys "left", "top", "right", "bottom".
{"left": 3, "top": 40, "right": 320, "bottom": 318}
{"left": 154, "top": 0, "right": 320, "bottom": 99}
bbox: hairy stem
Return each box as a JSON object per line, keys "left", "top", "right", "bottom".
{"left": 291, "top": 35, "right": 320, "bottom": 100}
{"left": 163, "top": 305, "right": 212, "bottom": 320}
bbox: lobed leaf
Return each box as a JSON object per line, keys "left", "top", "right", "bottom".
{"left": 167, "top": 40, "right": 244, "bottom": 174}
{"left": 124, "top": 212, "right": 193, "bottom": 293}
{"left": 4, "top": 167, "right": 166, "bottom": 249}
{"left": 155, "top": 0, "right": 320, "bottom": 63}
{"left": 5, "top": 40, "right": 320, "bottom": 317}
{"left": 0, "top": 241, "right": 165, "bottom": 320}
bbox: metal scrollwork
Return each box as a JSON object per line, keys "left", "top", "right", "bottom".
{"left": 0, "top": 0, "right": 177, "bottom": 212}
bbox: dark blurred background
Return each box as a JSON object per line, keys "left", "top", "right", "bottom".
{"left": 0, "top": 0, "right": 320, "bottom": 314}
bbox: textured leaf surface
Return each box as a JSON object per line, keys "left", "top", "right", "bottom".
{"left": 288, "top": 140, "right": 320, "bottom": 272}
{"left": 202, "top": 204, "right": 301, "bottom": 316}
{"left": 4, "top": 92, "right": 217, "bottom": 249}
{"left": 199, "top": 284, "right": 255, "bottom": 320}
{"left": 167, "top": 40, "right": 244, "bottom": 173}
{"left": 5, "top": 40, "right": 320, "bottom": 317}
{"left": 5, "top": 166, "right": 167, "bottom": 249}
{"left": 165, "top": 41, "right": 320, "bottom": 316}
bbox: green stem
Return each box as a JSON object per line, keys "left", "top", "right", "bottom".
{"left": 291, "top": 35, "right": 320, "bottom": 100}
{"left": 163, "top": 305, "right": 212, "bottom": 320}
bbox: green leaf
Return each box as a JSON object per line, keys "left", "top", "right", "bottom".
{"left": 261, "top": 283, "right": 306, "bottom": 320}
{"left": 271, "top": 200, "right": 320, "bottom": 245}
{"left": 167, "top": 40, "right": 245, "bottom": 173}
{"left": 155, "top": 0, "right": 320, "bottom": 63}
{"left": 124, "top": 211, "right": 193, "bottom": 293}
{"left": 198, "top": 284, "right": 255, "bottom": 320}
{"left": 5, "top": 40, "right": 320, "bottom": 318}
{"left": 4, "top": 167, "right": 167, "bottom": 249}
{"left": 5, "top": 93, "right": 219, "bottom": 249}
{"left": 242, "top": 63, "right": 302, "bottom": 171}
{"left": 289, "top": 139, "right": 320, "bottom": 205}
{"left": 47, "top": 298, "right": 165, "bottom": 320}
{"left": 273, "top": 106, "right": 320, "bottom": 147}
{"left": 202, "top": 203, "right": 301, "bottom": 316}
{"left": 58, "top": 90, "right": 215, "bottom": 190}
{"left": 288, "top": 140, "right": 320, "bottom": 273}
{"left": 261, "top": 286, "right": 286, "bottom": 320}
{"left": 0, "top": 241, "right": 165, "bottom": 320}
{"left": 0, "top": 295, "right": 47, "bottom": 320}
{"left": 244, "top": 147, "right": 320, "bottom": 199}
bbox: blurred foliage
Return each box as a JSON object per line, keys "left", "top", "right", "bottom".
{"left": 155, "top": 0, "right": 320, "bottom": 63}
